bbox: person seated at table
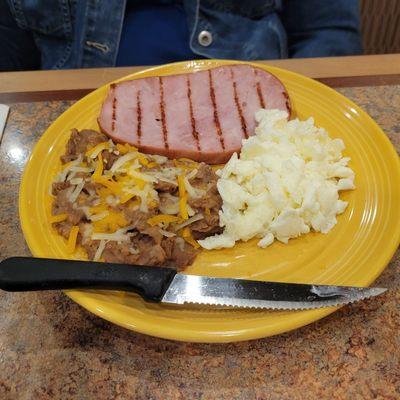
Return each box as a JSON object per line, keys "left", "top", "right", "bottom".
{"left": 0, "top": 0, "right": 362, "bottom": 71}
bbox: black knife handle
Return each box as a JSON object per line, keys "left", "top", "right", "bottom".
{"left": 0, "top": 257, "right": 177, "bottom": 302}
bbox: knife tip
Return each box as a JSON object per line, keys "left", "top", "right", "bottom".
{"left": 369, "top": 287, "right": 387, "bottom": 297}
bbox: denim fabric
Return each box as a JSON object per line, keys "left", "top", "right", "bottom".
{"left": 0, "top": 0, "right": 40, "bottom": 70}
{"left": 116, "top": 1, "right": 196, "bottom": 66}
{"left": 184, "top": 0, "right": 287, "bottom": 60}
{"left": 5, "top": 0, "right": 126, "bottom": 69}
{"left": 2, "top": 0, "right": 362, "bottom": 70}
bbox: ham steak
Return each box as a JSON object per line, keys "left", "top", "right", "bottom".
{"left": 98, "top": 64, "right": 290, "bottom": 164}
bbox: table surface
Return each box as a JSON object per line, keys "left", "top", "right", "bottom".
{"left": 0, "top": 56, "right": 400, "bottom": 399}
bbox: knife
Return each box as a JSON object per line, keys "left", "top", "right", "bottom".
{"left": 0, "top": 257, "right": 386, "bottom": 310}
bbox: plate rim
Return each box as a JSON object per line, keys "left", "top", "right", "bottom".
{"left": 19, "top": 59, "right": 400, "bottom": 343}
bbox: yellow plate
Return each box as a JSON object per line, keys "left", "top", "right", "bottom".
{"left": 20, "top": 60, "right": 400, "bottom": 343}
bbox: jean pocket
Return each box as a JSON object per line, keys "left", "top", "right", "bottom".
{"left": 7, "top": 0, "right": 72, "bottom": 38}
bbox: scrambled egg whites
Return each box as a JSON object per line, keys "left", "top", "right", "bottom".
{"left": 198, "top": 109, "right": 355, "bottom": 250}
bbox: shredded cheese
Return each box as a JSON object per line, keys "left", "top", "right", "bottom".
{"left": 93, "top": 240, "right": 107, "bottom": 261}
{"left": 49, "top": 213, "right": 68, "bottom": 223}
{"left": 178, "top": 174, "right": 189, "bottom": 220}
{"left": 69, "top": 166, "right": 93, "bottom": 174}
{"left": 174, "top": 213, "right": 204, "bottom": 231}
{"left": 178, "top": 174, "right": 186, "bottom": 197}
{"left": 187, "top": 203, "right": 196, "bottom": 217}
{"left": 92, "top": 210, "right": 127, "bottom": 233}
{"left": 110, "top": 152, "right": 138, "bottom": 173}
{"left": 150, "top": 154, "right": 168, "bottom": 164}
{"left": 86, "top": 142, "right": 109, "bottom": 158}
{"left": 159, "top": 194, "right": 180, "bottom": 215}
{"left": 89, "top": 204, "right": 108, "bottom": 214}
{"left": 53, "top": 135, "right": 209, "bottom": 259}
{"left": 131, "top": 177, "right": 147, "bottom": 190}
{"left": 57, "top": 155, "right": 83, "bottom": 182}
{"left": 91, "top": 225, "right": 134, "bottom": 242}
{"left": 181, "top": 227, "right": 200, "bottom": 248}
{"left": 121, "top": 185, "right": 155, "bottom": 212}
{"left": 138, "top": 193, "right": 149, "bottom": 212}
{"left": 184, "top": 177, "right": 205, "bottom": 199}
{"left": 137, "top": 154, "right": 149, "bottom": 166}
{"left": 66, "top": 225, "right": 80, "bottom": 253}
{"left": 80, "top": 223, "right": 93, "bottom": 239}
{"left": 147, "top": 214, "right": 181, "bottom": 226}
{"left": 91, "top": 232, "right": 129, "bottom": 242}
{"left": 107, "top": 196, "right": 118, "bottom": 206}
{"left": 69, "top": 177, "right": 84, "bottom": 185}
{"left": 62, "top": 158, "right": 81, "bottom": 171}
{"left": 116, "top": 143, "right": 138, "bottom": 155}
{"left": 69, "top": 181, "right": 85, "bottom": 203}
{"left": 119, "top": 192, "right": 136, "bottom": 204}
{"left": 186, "top": 169, "right": 198, "bottom": 180}
{"left": 89, "top": 211, "right": 109, "bottom": 222}
{"left": 153, "top": 176, "right": 177, "bottom": 185}
{"left": 93, "top": 177, "right": 123, "bottom": 195}
{"left": 116, "top": 143, "right": 127, "bottom": 154}
{"left": 128, "top": 169, "right": 156, "bottom": 183}
{"left": 148, "top": 199, "right": 158, "bottom": 208}
{"left": 174, "top": 158, "right": 198, "bottom": 170}
{"left": 78, "top": 205, "right": 91, "bottom": 218}
{"left": 159, "top": 229, "right": 176, "bottom": 237}
{"left": 179, "top": 194, "right": 188, "bottom": 220}
{"left": 65, "top": 171, "right": 77, "bottom": 182}
{"left": 92, "top": 153, "right": 104, "bottom": 180}
{"left": 124, "top": 143, "right": 138, "bottom": 152}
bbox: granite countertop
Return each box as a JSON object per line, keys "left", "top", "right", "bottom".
{"left": 0, "top": 86, "right": 399, "bottom": 399}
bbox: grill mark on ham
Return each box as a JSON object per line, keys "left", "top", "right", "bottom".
{"left": 254, "top": 69, "right": 266, "bottom": 109}
{"left": 230, "top": 67, "right": 248, "bottom": 139}
{"left": 186, "top": 76, "right": 201, "bottom": 151}
{"left": 159, "top": 77, "right": 169, "bottom": 149}
{"left": 111, "top": 86, "right": 117, "bottom": 132}
{"left": 256, "top": 83, "right": 265, "bottom": 109}
{"left": 136, "top": 90, "right": 142, "bottom": 145}
{"left": 283, "top": 91, "right": 290, "bottom": 117}
{"left": 208, "top": 69, "right": 225, "bottom": 150}
{"left": 98, "top": 65, "right": 290, "bottom": 164}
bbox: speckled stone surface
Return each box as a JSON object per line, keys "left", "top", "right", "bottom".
{"left": 0, "top": 87, "right": 399, "bottom": 400}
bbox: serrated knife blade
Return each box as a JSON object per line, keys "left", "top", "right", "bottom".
{"left": 161, "top": 274, "right": 386, "bottom": 310}
{"left": 0, "top": 257, "right": 386, "bottom": 310}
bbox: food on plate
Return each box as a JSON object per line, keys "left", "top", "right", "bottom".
{"left": 199, "top": 109, "right": 355, "bottom": 250}
{"left": 50, "top": 63, "right": 356, "bottom": 269}
{"left": 98, "top": 64, "right": 290, "bottom": 164}
{"left": 50, "top": 129, "right": 222, "bottom": 270}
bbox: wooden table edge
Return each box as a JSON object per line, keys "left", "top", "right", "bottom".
{"left": 1, "top": 54, "right": 400, "bottom": 103}
{"left": 1, "top": 75, "right": 399, "bottom": 103}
